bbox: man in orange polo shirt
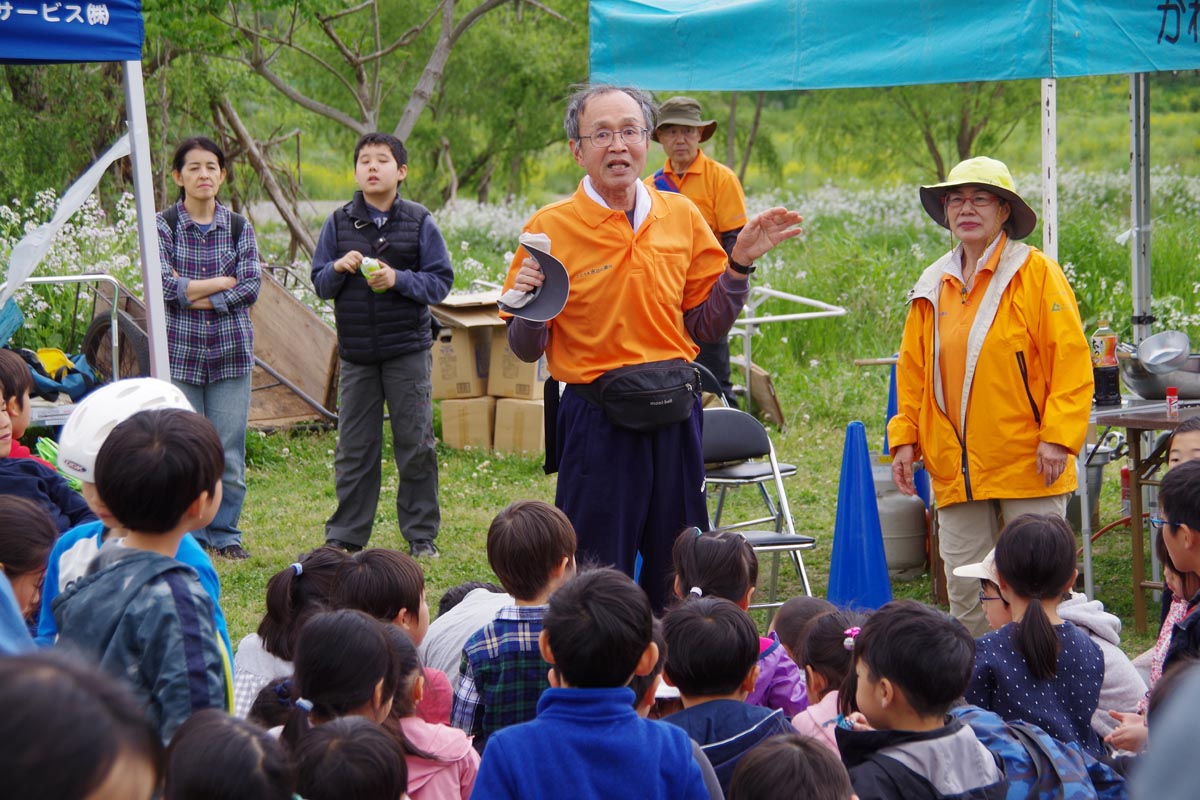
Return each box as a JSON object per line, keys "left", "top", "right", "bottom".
{"left": 502, "top": 84, "right": 802, "bottom": 610}
{"left": 647, "top": 96, "right": 748, "bottom": 405}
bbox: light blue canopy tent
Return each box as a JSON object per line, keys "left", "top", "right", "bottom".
{"left": 590, "top": 0, "right": 1200, "bottom": 345}
{"left": 0, "top": 0, "right": 170, "bottom": 376}
{"left": 590, "top": 1, "right": 1200, "bottom": 90}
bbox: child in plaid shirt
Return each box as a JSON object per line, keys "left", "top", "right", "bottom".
{"left": 451, "top": 501, "right": 576, "bottom": 750}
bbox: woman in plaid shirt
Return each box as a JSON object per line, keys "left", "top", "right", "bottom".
{"left": 157, "top": 136, "right": 261, "bottom": 559}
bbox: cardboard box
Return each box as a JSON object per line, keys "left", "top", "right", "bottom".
{"left": 493, "top": 398, "right": 545, "bottom": 455}
{"left": 440, "top": 396, "right": 496, "bottom": 450}
{"left": 430, "top": 291, "right": 503, "bottom": 400}
{"left": 431, "top": 291, "right": 503, "bottom": 329}
{"left": 432, "top": 327, "right": 492, "bottom": 400}
{"left": 488, "top": 334, "right": 550, "bottom": 400}
{"left": 730, "top": 356, "right": 786, "bottom": 428}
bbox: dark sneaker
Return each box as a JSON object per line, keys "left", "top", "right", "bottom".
{"left": 216, "top": 544, "right": 251, "bottom": 560}
{"left": 326, "top": 538, "right": 363, "bottom": 553}
{"left": 409, "top": 539, "right": 439, "bottom": 559}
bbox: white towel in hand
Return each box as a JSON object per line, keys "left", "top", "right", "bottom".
{"left": 499, "top": 233, "right": 553, "bottom": 308}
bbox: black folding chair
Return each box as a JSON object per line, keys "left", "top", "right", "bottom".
{"left": 702, "top": 407, "right": 814, "bottom": 606}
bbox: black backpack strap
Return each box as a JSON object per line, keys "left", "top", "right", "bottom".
{"left": 162, "top": 203, "right": 179, "bottom": 239}
{"left": 229, "top": 211, "right": 246, "bottom": 246}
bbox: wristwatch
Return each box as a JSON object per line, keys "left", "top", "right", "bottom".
{"left": 728, "top": 258, "right": 756, "bottom": 275}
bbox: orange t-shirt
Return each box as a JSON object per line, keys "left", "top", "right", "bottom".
{"left": 938, "top": 238, "right": 1006, "bottom": 435}
{"left": 502, "top": 183, "right": 728, "bottom": 385}
{"left": 645, "top": 150, "right": 748, "bottom": 236}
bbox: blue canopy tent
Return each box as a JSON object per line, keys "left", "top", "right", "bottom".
{"left": 589, "top": 0, "right": 1200, "bottom": 346}
{"left": 0, "top": 0, "right": 170, "bottom": 376}
{"left": 590, "top": 1, "right": 1200, "bottom": 90}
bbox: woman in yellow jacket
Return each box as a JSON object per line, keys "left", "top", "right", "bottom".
{"left": 887, "top": 157, "right": 1093, "bottom": 636}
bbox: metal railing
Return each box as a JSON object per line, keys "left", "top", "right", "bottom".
{"left": 730, "top": 287, "right": 848, "bottom": 415}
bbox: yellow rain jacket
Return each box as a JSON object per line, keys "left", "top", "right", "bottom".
{"left": 887, "top": 240, "right": 1093, "bottom": 507}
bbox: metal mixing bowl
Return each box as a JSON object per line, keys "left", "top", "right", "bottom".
{"left": 1119, "top": 354, "right": 1200, "bottom": 399}
{"left": 1137, "top": 330, "right": 1191, "bottom": 374}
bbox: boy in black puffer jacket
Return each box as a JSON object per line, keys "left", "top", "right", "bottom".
{"left": 311, "top": 132, "right": 453, "bottom": 558}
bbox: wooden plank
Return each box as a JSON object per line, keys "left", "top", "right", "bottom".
{"left": 250, "top": 272, "right": 337, "bottom": 403}
{"left": 251, "top": 412, "right": 328, "bottom": 431}
{"left": 249, "top": 375, "right": 323, "bottom": 427}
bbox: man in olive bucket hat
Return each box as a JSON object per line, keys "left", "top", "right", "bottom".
{"left": 647, "top": 96, "right": 748, "bottom": 406}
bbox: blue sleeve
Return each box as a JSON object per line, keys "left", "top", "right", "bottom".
{"left": 0, "top": 574, "right": 34, "bottom": 656}
{"left": 311, "top": 214, "right": 347, "bottom": 300}
{"left": 35, "top": 533, "right": 69, "bottom": 646}
{"left": 49, "top": 472, "right": 97, "bottom": 530}
{"left": 176, "top": 534, "right": 233, "bottom": 659}
{"left": 391, "top": 216, "right": 454, "bottom": 306}
{"left": 471, "top": 736, "right": 518, "bottom": 799}
{"left": 35, "top": 522, "right": 106, "bottom": 646}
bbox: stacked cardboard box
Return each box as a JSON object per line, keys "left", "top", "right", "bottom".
{"left": 431, "top": 291, "right": 548, "bottom": 454}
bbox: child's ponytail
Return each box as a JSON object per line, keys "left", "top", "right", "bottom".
{"left": 258, "top": 546, "right": 349, "bottom": 661}
{"left": 993, "top": 514, "right": 1077, "bottom": 680}
{"left": 672, "top": 528, "right": 758, "bottom": 604}
{"left": 1016, "top": 596, "right": 1059, "bottom": 680}
{"left": 279, "top": 688, "right": 315, "bottom": 754}
{"left": 803, "top": 610, "right": 867, "bottom": 692}
{"left": 379, "top": 625, "right": 437, "bottom": 760}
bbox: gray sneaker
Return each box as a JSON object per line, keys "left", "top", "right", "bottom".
{"left": 409, "top": 539, "right": 439, "bottom": 559}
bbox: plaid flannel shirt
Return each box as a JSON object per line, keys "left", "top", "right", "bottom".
{"left": 157, "top": 202, "right": 261, "bottom": 384}
{"left": 451, "top": 604, "right": 550, "bottom": 748}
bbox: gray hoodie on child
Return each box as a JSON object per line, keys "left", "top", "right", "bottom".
{"left": 1057, "top": 592, "right": 1147, "bottom": 738}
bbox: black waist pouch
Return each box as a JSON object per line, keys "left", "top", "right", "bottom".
{"left": 573, "top": 359, "right": 700, "bottom": 432}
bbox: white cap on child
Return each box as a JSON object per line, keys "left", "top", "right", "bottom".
{"left": 57, "top": 378, "right": 193, "bottom": 482}
{"left": 951, "top": 549, "right": 1000, "bottom": 585}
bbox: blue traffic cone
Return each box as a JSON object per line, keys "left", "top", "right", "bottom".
{"left": 827, "top": 421, "right": 893, "bottom": 610}
{"left": 883, "top": 361, "right": 898, "bottom": 455}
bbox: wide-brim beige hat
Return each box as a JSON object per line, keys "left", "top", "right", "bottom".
{"left": 919, "top": 156, "right": 1037, "bottom": 240}
{"left": 951, "top": 548, "right": 1000, "bottom": 585}
{"left": 652, "top": 96, "right": 718, "bottom": 143}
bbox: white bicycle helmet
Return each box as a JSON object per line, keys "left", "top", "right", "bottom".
{"left": 57, "top": 378, "right": 193, "bottom": 483}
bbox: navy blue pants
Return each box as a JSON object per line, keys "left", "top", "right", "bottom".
{"left": 555, "top": 386, "right": 709, "bottom": 611}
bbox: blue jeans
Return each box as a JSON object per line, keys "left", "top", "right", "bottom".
{"left": 175, "top": 373, "right": 252, "bottom": 549}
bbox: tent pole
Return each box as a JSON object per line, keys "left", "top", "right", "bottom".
{"left": 1129, "top": 73, "right": 1152, "bottom": 346}
{"left": 1040, "top": 79, "right": 1058, "bottom": 263}
{"left": 122, "top": 59, "right": 171, "bottom": 378}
